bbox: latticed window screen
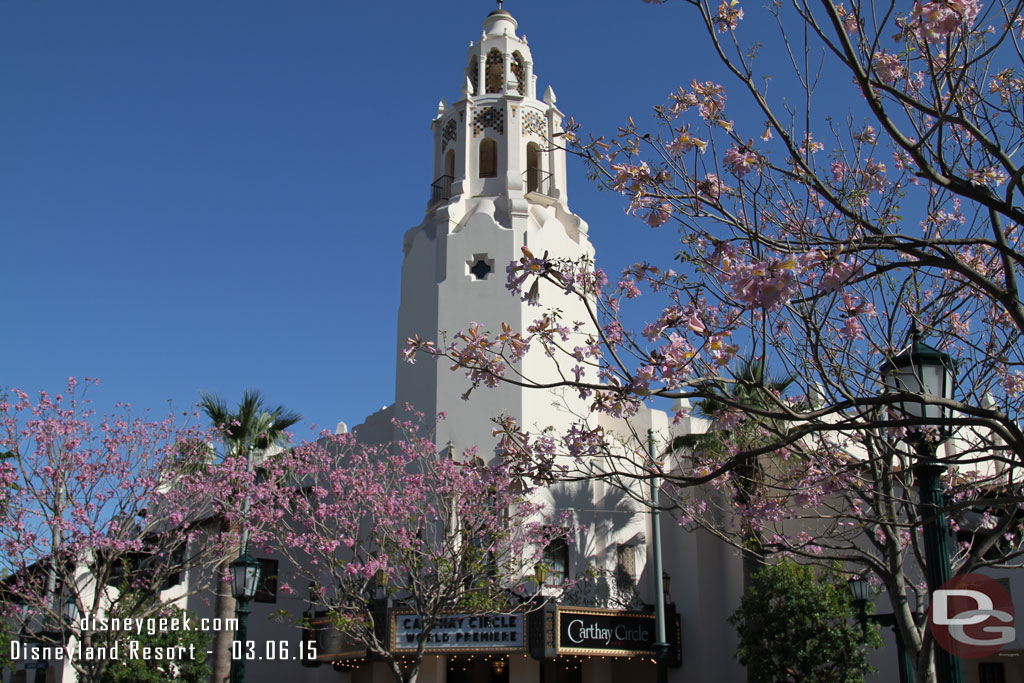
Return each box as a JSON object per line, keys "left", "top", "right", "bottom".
{"left": 468, "top": 60, "right": 479, "bottom": 95}
{"left": 511, "top": 52, "right": 526, "bottom": 95}
{"left": 485, "top": 49, "right": 503, "bottom": 93}
{"left": 616, "top": 544, "right": 637, "bottom": 588}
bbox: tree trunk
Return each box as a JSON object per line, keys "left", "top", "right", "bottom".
{"left": 740, "top": 528, "right": 765, "bottom": 683}
{"left": 388, "top": 657, "right": 419, "bottom": 683}
{"left": 209, "top": 559, "right": 236, "bottom": 683}
{"left": 914, "top": 639, "right": 938, "bottom": 683}
{"left": 737, "top": 461, "right": 766, "bottom": 683}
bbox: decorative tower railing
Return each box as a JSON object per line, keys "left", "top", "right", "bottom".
{"left": 430, "top": 175, "right": 454, "bottom": 204}
{"left": 524, "top": 168, "right": 554, "bottom": 197}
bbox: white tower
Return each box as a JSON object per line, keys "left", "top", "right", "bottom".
{"left": 394, "top": 7, "right": 596, "bottom": 457}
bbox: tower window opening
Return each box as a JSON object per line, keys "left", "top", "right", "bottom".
{"left": 526, "top": 142, "right": 543, "bottom": 193}
{"left": 470, "top": 260, "right": 492, "bottom": 280}
{"left": 539, "top": 537, "right": 569, "bottom": 587}
{"left": 616, "top": 544, "right": 638, "bottom": 590}
{"left": 467, "top": 254, "right": 494, "bottom": 280}
{"left": 479, "top": 138, "right": 498, "bottom": 178}
{"left": 444, "top": 149, "right": 455, "bottom": 179}
{"left": 468, "top": 59, "right": 479, "bottom": 96}
{"left": 485, "top": 49, "right": 503, "bottom": 94}
{"left": 511, "top": 52, "right": 526, "bottom": 96}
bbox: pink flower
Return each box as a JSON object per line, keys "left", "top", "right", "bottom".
{"left": 874, "top": 52, "right": 905, "bottom": 84}
{"left": 1002, "top": 371, "right": 1024, "bottom": 396}
{"left": 836, "top": 3, "right": 859, "bottom": 33}
{"left": 715, "top": 0, "right": 744, "bottom": 32}
{"left": 819, "top": 259, "right": 860, "bottom": 292}
{"left": 853, "top": 126, "right": 877, "bottom": 144}
{"left": 725, "top": 257, "right": 801, "bottom": 311}
{"left": 667, "top": 125, "right": 708, "bottom": 155}
{"left": 645, "top": 202, "right": 673, "bottom": 227}
{"left": 723, "top": 145, "right": 763, "bottom": 178}
{"left": 841, "top": 316, "right": 865, "bottom": 340}
{"left": 908, "top": 0, "right": 982, "bottom": 42}
{"left": 697, "top": 174, "right": 725, "bottom": 201}
{"left": 967, "top": 166, "right": 1008, "bottom": 187}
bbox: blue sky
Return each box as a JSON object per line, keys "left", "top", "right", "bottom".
{"left": 2, "top": 1, "right": 726, "bottom": 436}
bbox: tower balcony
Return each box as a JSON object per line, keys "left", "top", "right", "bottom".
{"left": 430, "top": 174, "right": 454, "bottom": 205}
{"left": 524, "top": 167, "right": 554, "bottom": 198}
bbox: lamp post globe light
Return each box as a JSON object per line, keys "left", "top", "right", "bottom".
{"left": 229, "top": 551, "right": 261, "bottom": 683}
{"left": 848, "top": 575, "right": 870, "bottom": 634}
{"left": 880, "top": 324, "right": 962, "bottom": 683}
{"left": 62, "top": 596, "right": 78, "bottom": 625}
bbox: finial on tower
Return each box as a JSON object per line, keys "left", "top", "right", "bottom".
{"left": 497, "top": 0, "right": 503, "bottom": 8}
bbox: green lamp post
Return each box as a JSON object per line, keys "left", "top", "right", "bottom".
{"left": 849, "top": 575, "right": 913, "bottom": 683}
{"left": 229, "top": 551, "right": 262, "bottom": 683}
{"left": 880, "top": 325, "right": 962, "bottom": 683}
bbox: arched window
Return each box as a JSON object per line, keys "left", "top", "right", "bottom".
{"left": 485, "top": 49, "right": 503, "bottom": 94}
{"left": 511, "top": 52, "right": 526, "bottom": 96}
{"left": 526, "top": 142, "right": 542, "bottom": 193}
{"left": 444, "top": 149, "right": 455, "bottom": 179}
{"left": 479, "top": 138, "right": 498, "bottom": 178}
{"left": 468, "top": 59, "right": 479, "bottom": 96}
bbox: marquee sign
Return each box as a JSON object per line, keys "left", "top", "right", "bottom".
{"left": 556, "top": 608, "right": 657, "bottom": 656}
{"left": 390, "top": 612, "right": 526, "bottom": 653}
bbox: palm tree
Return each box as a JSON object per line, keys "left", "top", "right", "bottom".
{"left": 669, "top": 359, "right": 794, "bottom": 595}
{"left": 199, "top": 389, "right": 301, "bottom": 683}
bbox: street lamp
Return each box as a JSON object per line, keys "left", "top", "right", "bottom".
{"left": 229, "top": 552, "right": 261, "bottom": 683}
{"left": 61, "top": 596, "right": 78, "bottom": 625}
{"left": 848, "top": 575, "right": 913, "bottom": 683}
{"left": 880, "top": 324, "right": 961, "bottom": 683}
{"left": 848, "top": 575, "right": 870, "bottom": 634}
{"left": 647, "top": 430, "right": 669, "bottom": 683}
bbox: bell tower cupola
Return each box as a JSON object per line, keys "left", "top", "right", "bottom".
{"left": 427, "top": 4, "right": 570, "bottom": 211}
{"left": 396, "top": 5, "right": 595, "bottom": 456}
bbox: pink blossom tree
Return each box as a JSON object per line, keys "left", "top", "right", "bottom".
{"left": 403, "top": 0, "right": 1024, "bottom": 680}
{"left": 263, "top": 416, "right": 571, "bottom": 683}
{"left": 663, "top": 390, "right": 1022, "bottom": 683}
{"left": 0, "top": 379, "right": 264, "bottom": 683}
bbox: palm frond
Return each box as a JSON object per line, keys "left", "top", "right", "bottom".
{"left": 198, "top": 389, "right": 303, "bottom": 457}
